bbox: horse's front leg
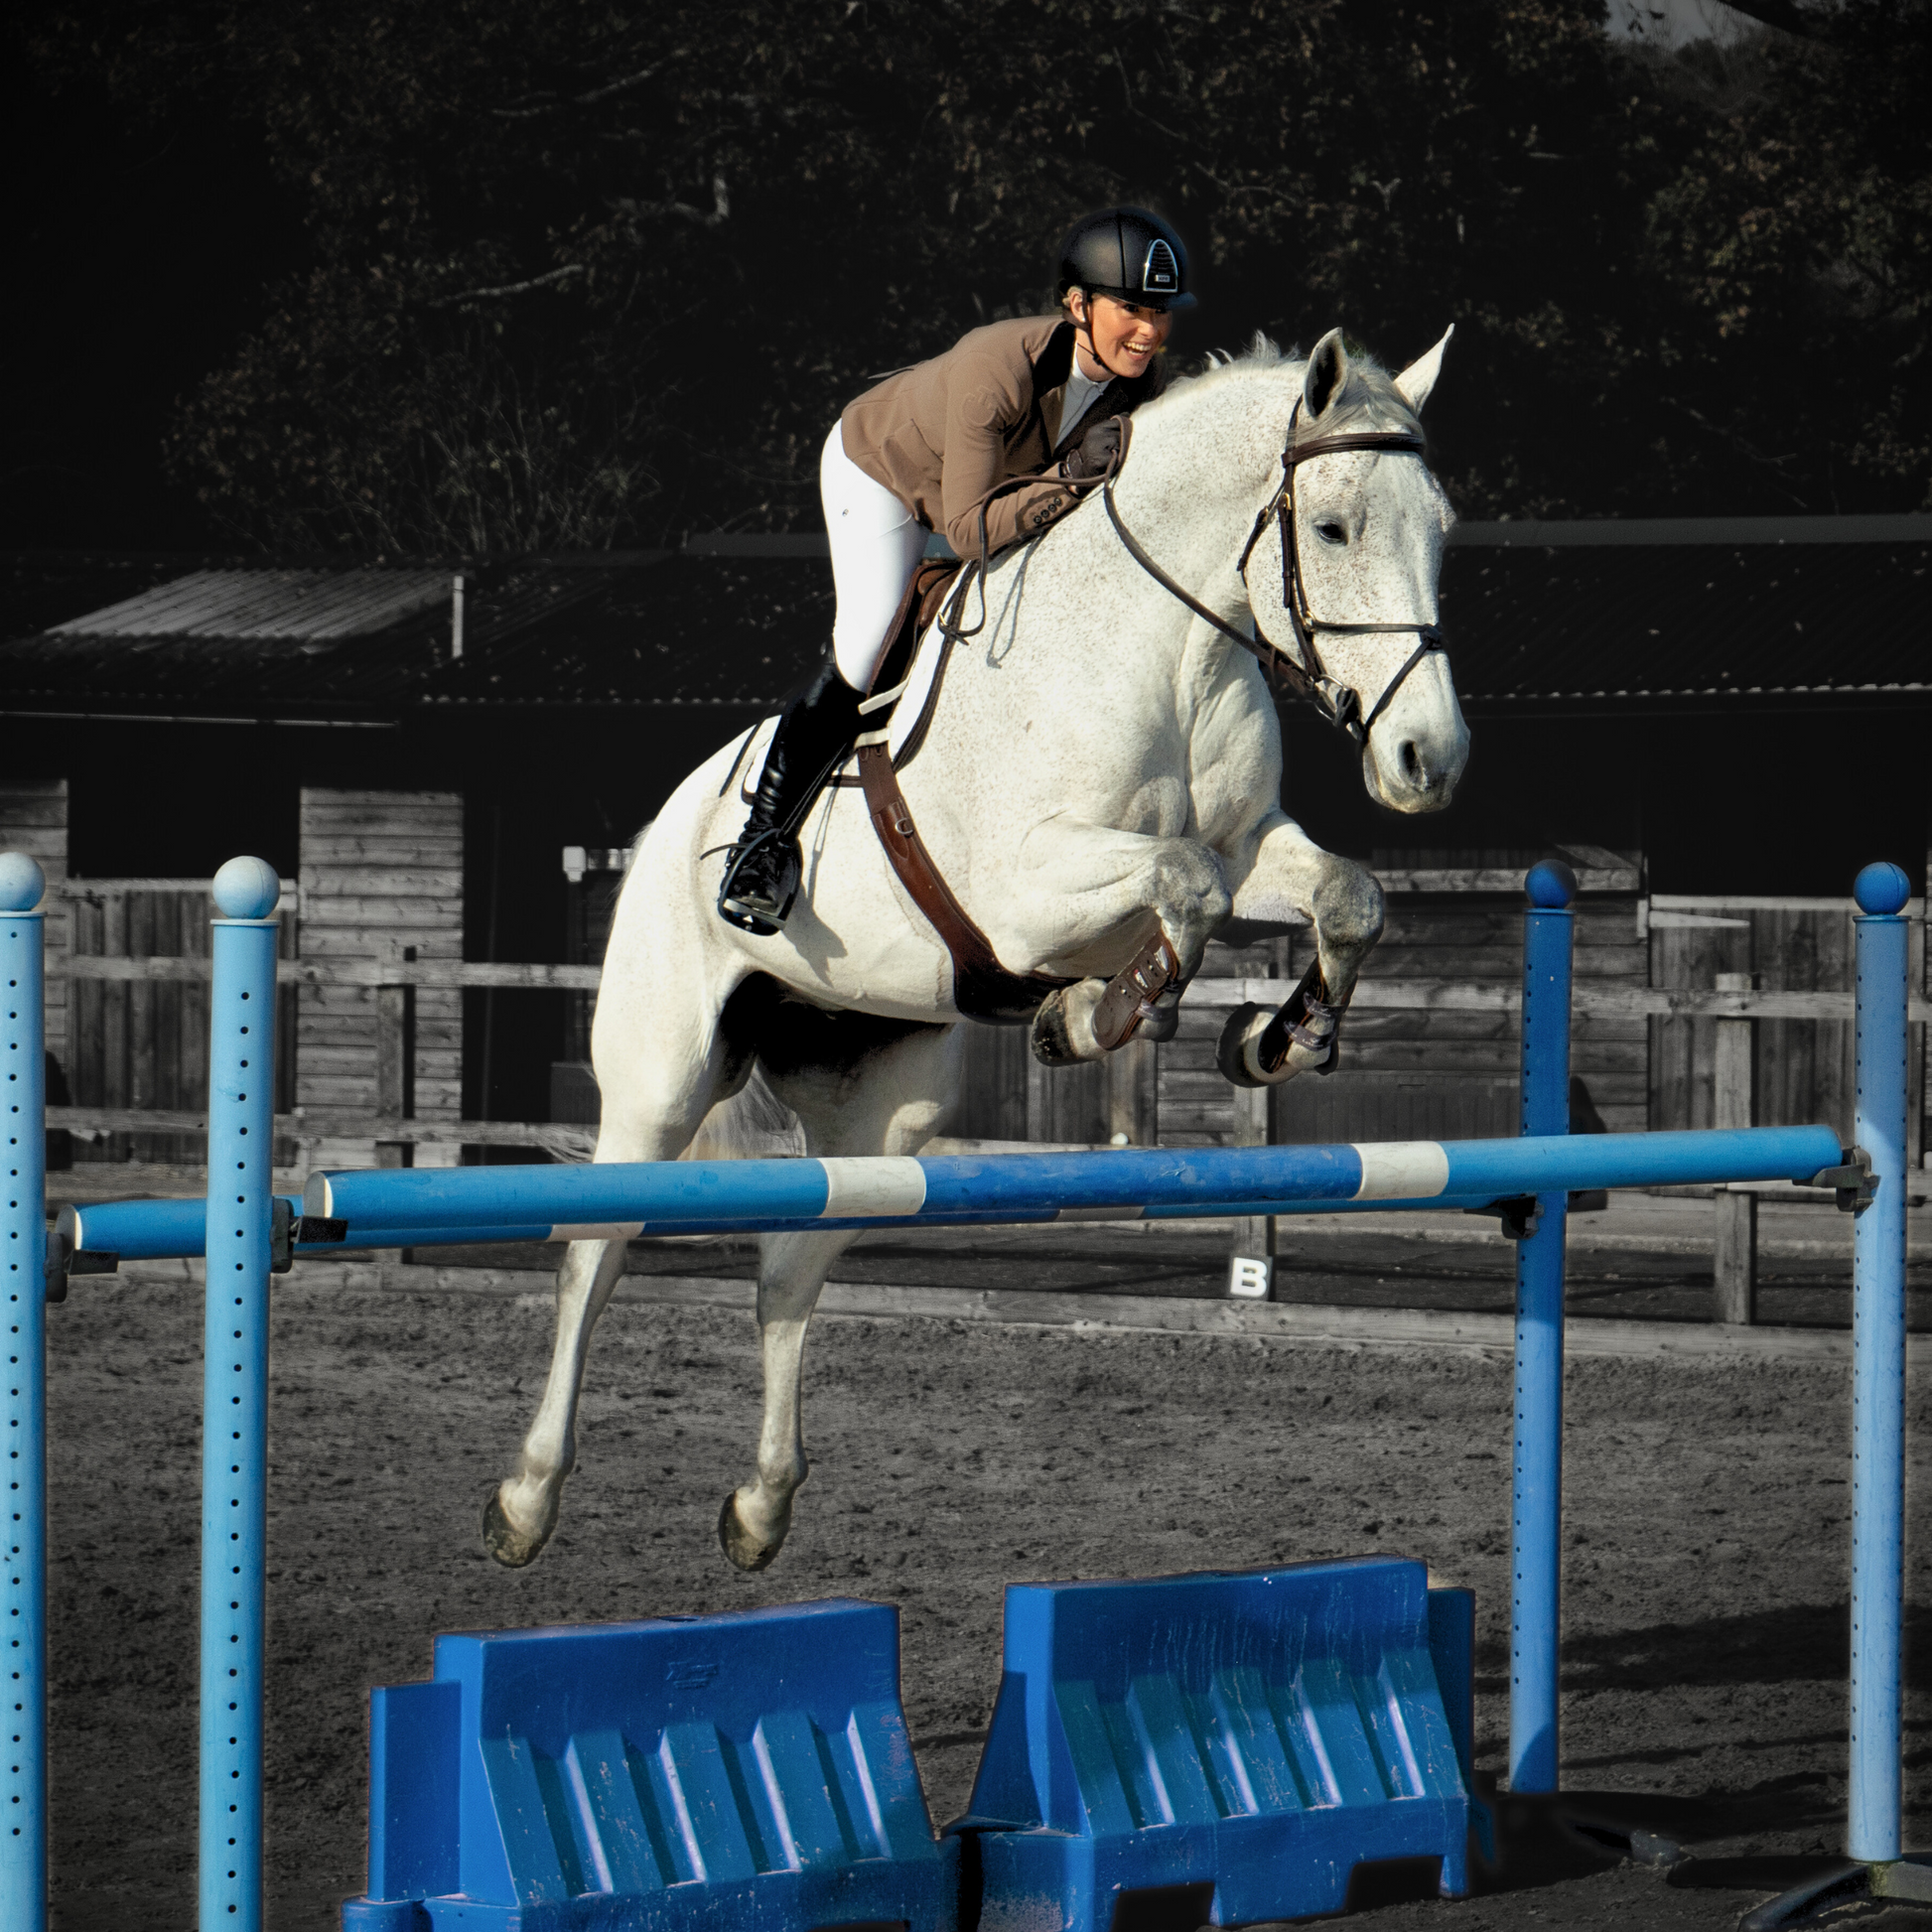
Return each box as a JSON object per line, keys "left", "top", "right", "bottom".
{"left": 983, "top": 821, "right": 1231, "bottom": 1066}
{"left": 1217, "top": 812, "right": 1385, "bottom": 1087}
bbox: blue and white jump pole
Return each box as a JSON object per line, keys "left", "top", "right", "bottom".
{"left": 199, "top": 858, "right": 281, "bottom": 1932}
{"left": 293, "top": 1128, "right": 1841, "bottom": 1240}
{"left": 0, "top": 854, "right": 47, "bottom": 1931}
{"left": 1511, "top": 859, "right": 1575, "bottom": 1794}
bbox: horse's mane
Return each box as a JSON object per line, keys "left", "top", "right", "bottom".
{"left": 1155, "top": 334, "right": 1424, "bottom": 442}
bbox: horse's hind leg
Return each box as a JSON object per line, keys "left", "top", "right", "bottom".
{"left": 718, "top": 1019, "right": 961, "bottom": 1571}
{"left": 483, "top": 1234, "right": 632, "bottom": 1566}
{"left": 484, "top": 944, "right": 747, "bottom": 1569}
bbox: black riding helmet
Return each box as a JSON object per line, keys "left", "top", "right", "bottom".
{"left": 1056, "top": 206, "right": 1196, "bottom": 313}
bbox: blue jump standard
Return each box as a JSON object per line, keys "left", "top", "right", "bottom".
{"left": 342, "top": 1559, "right": 1473, "bottom": 1932}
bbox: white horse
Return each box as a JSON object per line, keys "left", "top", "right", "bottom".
{"left": 485, "top": 328, "right": 1469, "bottom": 1573}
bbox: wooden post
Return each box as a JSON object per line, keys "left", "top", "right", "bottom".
{"left": 1227, "top": 1080, "right": 1274, "bottom": 1297}
{"left": 296, "top": 787, "right": 463, "bottom": 1173}
{"left": 1714, "top": 969, "right": 1757, "bottom": 1323}
{"left": 1106, "top": 1035, "right": 1159, "bottom": 1147}
{"left": 374, "top": 982, "right": 412, "bottom": 1169}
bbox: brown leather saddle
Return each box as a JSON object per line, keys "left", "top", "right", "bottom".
{"left": 732, "top": 547, "right": 1178, "bottom": 1039}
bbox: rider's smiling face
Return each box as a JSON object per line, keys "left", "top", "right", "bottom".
{"left": 1067, "top": 290, "right": 1173, "bottom": 380}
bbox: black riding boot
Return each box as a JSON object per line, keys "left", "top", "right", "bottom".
{"left": 718, "top": 660, "right": 866, "bottom": 934}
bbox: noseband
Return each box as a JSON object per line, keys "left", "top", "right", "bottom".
{"left": 1103, "top": 403, "right": 1447, "bottom": 747}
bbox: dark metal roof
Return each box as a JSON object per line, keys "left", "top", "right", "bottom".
{"left": 1447, "top": 513, "right": 1932, "bottom": 548}
{"left": 2, "top": 521, "right": 1925, "bottom": 722}
{"left": 1444, "top": 539, "right": 1930, "bottom": 708}
{"left": 47, "top": 566, "right": 452, "bottom": 639}
{"left": 0, "top": 556, "right": 830, "bottom": 718}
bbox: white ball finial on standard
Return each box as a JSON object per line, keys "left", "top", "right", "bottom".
{"left": 0, "top": 852, "right": 47, "bottom": 913}
{"left": 211, "top": 856, "right": 282, "bottom": 921}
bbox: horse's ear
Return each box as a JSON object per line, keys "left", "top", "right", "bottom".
{"left": 1303, "top": 329, "right": 1350, "bottom": 419}
{"left": 1393, "top": 325, "right": 1454, "bottom": 414}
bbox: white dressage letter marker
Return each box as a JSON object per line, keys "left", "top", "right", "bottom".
{"left": 1351, "top": 1141, "right": 1451, "bottom": 1201}
{"left": 1228, "top": 1255, "right": 1271, "bottom": 1300}
{"left": 819, "top": 1157, "right": 927, "bottom": 1219}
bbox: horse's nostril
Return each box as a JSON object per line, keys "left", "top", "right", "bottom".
{"left": 1399, "top": 740, "right": 1426, "bottom": 787}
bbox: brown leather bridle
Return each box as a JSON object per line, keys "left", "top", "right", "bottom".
{"left": 1104, "top": 402, "right": 1447, "bottom": 748}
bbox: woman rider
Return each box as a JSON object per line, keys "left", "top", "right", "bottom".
{"left": 718, "top": 205, "right": 1194, "bottom": 934}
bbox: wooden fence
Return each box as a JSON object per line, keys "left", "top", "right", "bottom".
{"left": 63, "top": 880, "right": 301, "bottom": 1164}
{"left": 43, "top": 950, "right": 1927, "bottom": 1159}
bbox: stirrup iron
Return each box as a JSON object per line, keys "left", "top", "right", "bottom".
{"left": 717, "top": 827, "right": 802, "bottom": 936}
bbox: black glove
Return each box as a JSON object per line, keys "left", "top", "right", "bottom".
{"left": 1059, "top": 415, "right": 1122, "bottom": 482}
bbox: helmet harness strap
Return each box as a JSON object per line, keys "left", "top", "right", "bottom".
{"left": 1069, "top": 288, "right": 1136, "bottom": 383}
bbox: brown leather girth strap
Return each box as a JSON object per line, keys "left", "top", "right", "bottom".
{"left": 856, "top": 742, "right": 1072, "bottom": 1023}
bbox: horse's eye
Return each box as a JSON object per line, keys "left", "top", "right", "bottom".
{"left": 1315, "top": 520, "right": 1347, "bottom": 545}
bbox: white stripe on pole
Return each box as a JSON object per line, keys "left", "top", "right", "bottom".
{"left": 1351, "top": 1142, "right": 1450, "bottom": 1200}
{"left": 819, "top": 1156, "right": 927, "bottom": 1218}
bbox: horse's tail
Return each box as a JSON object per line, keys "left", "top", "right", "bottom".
{"left": 682, "top": 1060, "right": 806, "bottom": 1163}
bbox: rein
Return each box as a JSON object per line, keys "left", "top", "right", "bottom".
{"left": 1103, "top": 404, "right": 1447, "bottom": 748}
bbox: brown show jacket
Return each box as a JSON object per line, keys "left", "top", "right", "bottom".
{"left": 840, "top": 314, "right": 1166, "bottom": 559}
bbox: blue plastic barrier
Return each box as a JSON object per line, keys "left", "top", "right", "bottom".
{"left": 956, "top": 1558, "right": 1472, "bottom": 1929}
{"left": 342, "top": 1598, "right": 957, "bottom": 1932}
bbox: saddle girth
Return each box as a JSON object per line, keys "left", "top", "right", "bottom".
{"left": 856, "top": 743, "right": 1073, "bottom": 1024}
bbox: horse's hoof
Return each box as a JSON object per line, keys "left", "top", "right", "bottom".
{"left": 483, "top": 1486, "right": 550, "bottom": 1569}
{"left": 1217, "top": 1004, "right": 1272, "bottom": 1087}
{"left": 1031, "top": 989, "right": 1080, "bottom": 1067}
{"left": 1140, "top": 998, "right": 1181, "bottom": 1043}
{"left": 718, "top": 1491, "right": 785, "bottom": 1572}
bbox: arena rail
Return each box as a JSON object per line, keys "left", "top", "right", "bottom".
{"left": 50, "top": 944, "right": 1932, "bottom": 1016}
{"left": 0, "top": 850, "right": 1921, "bottom": 1931}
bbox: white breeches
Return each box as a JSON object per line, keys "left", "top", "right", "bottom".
{"left": 821, "top": 421, "right": 927, "bottom": 692}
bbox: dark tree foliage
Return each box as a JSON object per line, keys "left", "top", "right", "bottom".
{"left": 28, "top": 0, "right": 1931, "bottom": 552}
{"left": 1640, "top": 2, "right": 1931, "bottom": 509}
